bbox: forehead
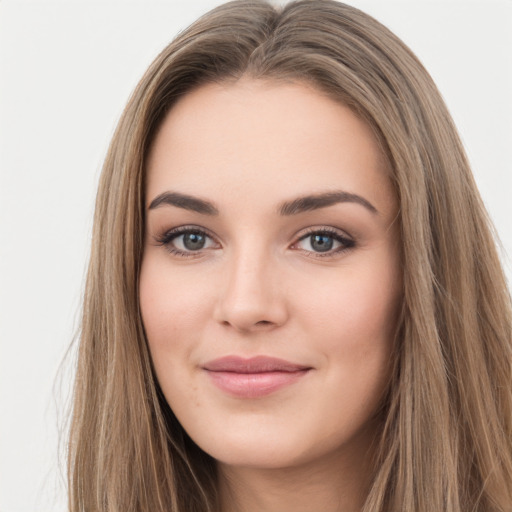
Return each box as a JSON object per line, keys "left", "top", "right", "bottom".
{"left": 146, "top": 79, "right": 396, "bottom": 219}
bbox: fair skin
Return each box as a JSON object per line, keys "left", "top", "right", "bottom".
{"left": 140, "top": 79, "right": 402, "bottom": 512}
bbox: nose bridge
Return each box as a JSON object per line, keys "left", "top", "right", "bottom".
{"left": 214, "top": 235, "right": 287, "bottom": 331}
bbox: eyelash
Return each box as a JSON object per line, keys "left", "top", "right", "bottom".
{"left": 293, "top": 227, "right": 356, "bottom": 258}
{"left": 154, "top": 226, "right": 217, "bottom": 259}
{"left": 154, "top": 225, "right": 356, "bottom": 259}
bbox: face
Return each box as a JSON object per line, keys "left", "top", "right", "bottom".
{"left": 140, "top": 79, "right": 402, "bottom": 472}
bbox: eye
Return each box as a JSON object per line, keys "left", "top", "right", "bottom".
{"left": 293, "top": 228, "right": 355, "bottom": 256}
{"left": 155, "top": 227, "right": 218, "bottom": 257}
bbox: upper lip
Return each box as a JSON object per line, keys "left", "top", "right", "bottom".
{"left": 202, "top": 356, "right": 311, "bottom": 374}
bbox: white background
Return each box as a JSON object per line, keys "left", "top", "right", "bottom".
{"left": 1, "top": 1, "right": 511, "bottom": 511}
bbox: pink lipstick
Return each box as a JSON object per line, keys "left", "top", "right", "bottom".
{"left": 202, "top": 356, "right": 311, "bottom": 398}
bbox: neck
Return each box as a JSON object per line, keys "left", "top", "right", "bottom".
{"left": 216, "top": 427, "right": 377, "bottom": 512}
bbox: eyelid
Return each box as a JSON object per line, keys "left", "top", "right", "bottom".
{"left": 290, "top": 226, "right": 356, "bottom": 257}
{"left": 295, "top": 225, "right": 352, "bottom": 239}
{"left": 153, "top": 224, "right": 355, "bottom": 259}
{"left": 154, "top": 225, "right": 221, "bottom": 258}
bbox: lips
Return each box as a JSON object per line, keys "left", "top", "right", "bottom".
{"left": 202, "top": 356, "right": 311, "bottom": 398}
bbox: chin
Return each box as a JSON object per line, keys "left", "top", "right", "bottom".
{"left": 187, "top": 415, "right": 374, "bottom": 473}
{"left": 208, "top": 442, "right": 314, "bottom": 470}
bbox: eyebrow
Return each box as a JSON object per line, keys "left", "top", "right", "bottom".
{"left": 148, "top": 190, "right": 378, "bottom": 216}
{"left": 148, "top": 191, "right": 219, "bottom": 215}
{"left": 278, "top": 191, "right": 378, "bottom": 216}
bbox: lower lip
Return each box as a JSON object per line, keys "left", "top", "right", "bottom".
{"left": 205, "top": 370, "right": 310, "bottom": 398}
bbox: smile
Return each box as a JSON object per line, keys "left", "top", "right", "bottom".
{"left": 202, "top": 356, "right": 312, "bottom": 398}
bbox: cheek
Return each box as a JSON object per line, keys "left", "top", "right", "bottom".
{"left": 298, "top": 255, "right": 401, "bottom": 386}
{"left": 139, "top": 256, "right": 214, "bottom": 350}
{"left": 139, "top": 257, "right": 213, "bottom": 411}
{"left": 298, "top": 261, "right": 401, "bottom": 436}
{"left": 307, "top": 264, "right": 399, "bottom": 336}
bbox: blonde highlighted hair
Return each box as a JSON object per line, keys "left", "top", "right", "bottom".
{"left": 68, "top": 1, "right": 512, "bottom": 510}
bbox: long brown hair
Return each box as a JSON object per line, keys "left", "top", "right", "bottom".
{"left": 68, "top": 1, "right": 512, "bottom": 510}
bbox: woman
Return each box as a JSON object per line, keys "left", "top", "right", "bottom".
{"left": 68, "top": 1, "right": 512, "bottom": 510}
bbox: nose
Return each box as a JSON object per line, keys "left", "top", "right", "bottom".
{"left": 213, "top": 246, "right": 289, "bottom": 333}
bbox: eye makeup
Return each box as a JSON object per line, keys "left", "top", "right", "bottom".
{"left": 153, "top": 224, "right": 356, "bottom": 260}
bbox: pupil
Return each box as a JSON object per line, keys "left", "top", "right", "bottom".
{"left": 183, "top": 233, "right": 205, "bottom": 250}
{"left": 311, "top": 234, "right": 333, "bottom": 252}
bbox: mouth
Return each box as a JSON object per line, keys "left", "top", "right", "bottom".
{"left": 202, "top": 356, "right": 312, "bottom": 398}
